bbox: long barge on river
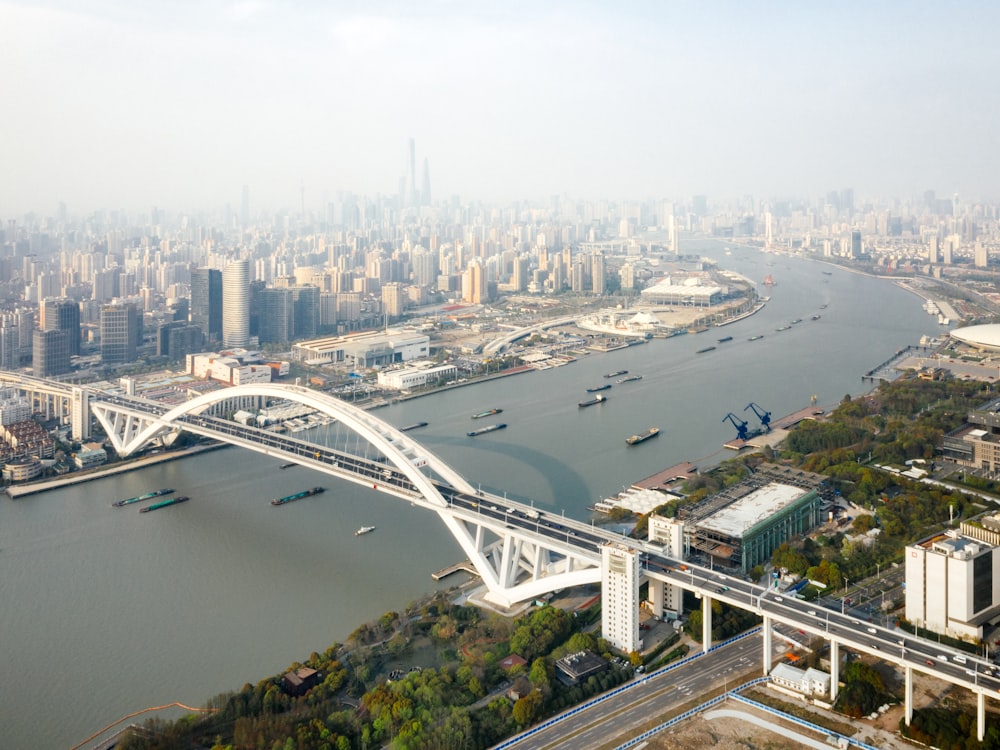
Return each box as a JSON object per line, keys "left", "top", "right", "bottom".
{"left": 272, "top": 487, "right": 325, "bottom": 506}
{"left": 468, "top": 423, "right": 507, "bottom": 437}
{"left": 113, "top": 488, "right": 174, "bottom": 507}
{"left": 139, "top": 496, "right": 189, "bottom": 513}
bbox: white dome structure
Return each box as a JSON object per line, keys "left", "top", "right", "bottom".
{"left": 950, "top": 324, "right": 1000, "bottom": 352}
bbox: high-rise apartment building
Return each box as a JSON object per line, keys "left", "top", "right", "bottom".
{"left": 382, "top": 282, "right": 406, "bottom": 322}
{"left": 601, "top": 543, "right": 641, "bottom": 653}
{"left": 191, "top": 268, "right": 223, "bottom": 342}
{"left": 591, "top": 253, "right": 605, "bottom": 295}
{"left": 222, "top": 260, "right": 250, "bottom": 348}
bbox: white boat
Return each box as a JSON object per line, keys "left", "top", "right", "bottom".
{"left": 354, "top": 525, "right": 376, "bottom": 537}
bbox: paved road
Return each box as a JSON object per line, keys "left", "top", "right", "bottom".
{"left": 509, "top": 634, "right": 766, "bottom": 750}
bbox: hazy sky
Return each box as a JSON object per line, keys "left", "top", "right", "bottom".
{"left": 3, "top": 0, "right": 999, "bottom": 215}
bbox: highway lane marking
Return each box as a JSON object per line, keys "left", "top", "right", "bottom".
{"left": 530, "top": 683, "right": 681, "bottom": 750}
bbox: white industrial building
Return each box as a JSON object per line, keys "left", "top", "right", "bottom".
{"left": 639, "top": 277, "right": 724, "bottom": 307}
{"left": 376, "top": 362, "right": 457, "bottom": 391}
{"left": 770, "top": 663, "right": 831, "bottom": 697}
{"left": 186, "top": 353, "right": 274, "bottom": 386}
{"left": 905, "top": 526, "right": 1000, "bottom": 640}
{"left": 292, "top": 329, "right": 430, "bottom": 368}
{"left": 601, "top": 543, "right": 641, "bottom": 653}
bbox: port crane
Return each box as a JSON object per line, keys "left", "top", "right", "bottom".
{"left": 722, "top": 412, "right": 749, "bottom": 441}
{"left": 744, "top": 402, "right": 771, "bottom": 432}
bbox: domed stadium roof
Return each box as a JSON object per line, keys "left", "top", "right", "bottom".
{"left": 950, "top": 324, "right": 1000, "bottom": 351}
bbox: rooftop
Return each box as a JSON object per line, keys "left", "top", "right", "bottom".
{"left": 696, "top": 482, "right": 807, "bottom": 538}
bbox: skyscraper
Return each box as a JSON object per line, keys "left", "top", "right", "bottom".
{"left": 190, "top": 268, "right": 222, "bottom": 342}
{"left": 409, "top": 138, "right": 417, "bottom": 207}
{"left": 421, "top": 157, "right": 431, "bottom": 206}
{"left": 223, "top": 260, "right": 250, "bottom": 348}
{"left": 33, "top": 329, "right": 70, "bottom": 377}
{"left": 258, "top": 288, "right": 293, "bottom": 343}
{"left": 40, "top": 298, "right": 81, "bottom": 356}
{"left": 100, "top": 302, "right": 140, "bottom": 364}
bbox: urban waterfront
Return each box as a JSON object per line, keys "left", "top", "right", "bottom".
{"left": 0, "top": 243, "right": 940, "bottom": 748}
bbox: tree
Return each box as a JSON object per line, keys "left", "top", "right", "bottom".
{"left": 512, "top": 690, "right": 543, "bottom": 726}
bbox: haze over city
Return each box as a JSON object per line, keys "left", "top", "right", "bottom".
{"left": 3, "top": 0, "right": 999, "bottom": 215}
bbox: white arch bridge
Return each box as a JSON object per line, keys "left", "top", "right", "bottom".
{"left": 82, "top": 383, "right": 616, "bottom": 608}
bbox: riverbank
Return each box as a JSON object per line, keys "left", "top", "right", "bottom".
{"left": 4, "top": 442, "right": 229, "bottom": 499}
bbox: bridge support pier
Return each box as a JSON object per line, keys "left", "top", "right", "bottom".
{"left": 829, "top": 640, "right": 839, "bottom": 702}
{"left": 904, "top": 666, "right": 913, "bottom": 727}
{"left": 702, "top": 595, "right": 712, "bottom": 653}
{"left": 762, "top": 615, "right": 772, "bottom": 676}
{"left": 978, "top": 691, "right": 986, "bottom": 742}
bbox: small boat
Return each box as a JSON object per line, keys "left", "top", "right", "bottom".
{"left": 775, "top": 326, "right": 790, "bottom": 332}
{"left": 748, "top": 335, "right": 764, "bottom": 341}
{"left": 586, "top": 384, "right": 612, "bottom": 392}
{"left": 822, "top": 270, "right": 833, "bottom": 275}
{"left": 696, "top": 346, "right": 716, "bottom": 354}
{"left": 811, "top": 315, "right": 821, "bottom": 321}
{"left": 113, "top": 488, "right": 174, "bottom": 508}
{"left": 472, "top": 408, "right": 502, "bottom": 419}
{"left": 604, "top": 370, "right": 628, "bottom": 378}
{"left": 819, "top": 304, "right": 828, "bottom": 309}
{"left": 579, "top": 394, "right": 608, "bottom": 407}
{"left": 790, "top": 318, "right": 802, "bottom": 324}
{"left": 279, "top": 462, "right": 296, "bottom": 470}
{"left": 626, "top": 427, "right": 660, "bottom": 446}
{"left": 468, "top": 423, "right": 507, "bottom": 437}
{"left": 139, "top": 496, "right": 189, "bottom": 513}
{"left": 271, "top": 487, "right": 325, "bottom": 506}
{"left": 399, "top": 421, "right": 429, "bottom": 432}
{"left": 355, "top": 526, "right": 376, "bottom": 537}
{"left": 717, "top": 336, "right": 733, "bottom": 343}
{"left": 617, "top": 375, "right": 642, "bottom": 383}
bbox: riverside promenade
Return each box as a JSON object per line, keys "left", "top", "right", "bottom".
{"left": 4, "top": 442, "right": 228, "bottom": 499}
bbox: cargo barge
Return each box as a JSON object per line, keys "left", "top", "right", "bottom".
{"left": 467, "top": 423, "right": 507, "bottom": 437}
{"left": 399, "top": 421, "right": 429, "bottom": 432}
{"left": 578, "top": 394, "right": 608, "bottom": 407}
{"left": 625, "top": 427, "right": 660, "bottom": 446}
{"left": 113, "top": 488, "right": 174, "bottom": 507}
{"left": 271, "top": 487, "right": 325, "bottom": 506}
{"left": 139, "top": 496, "right": 189, "bottom": 513}
{"left": 472, "top": 408, "right": 503, "bottom": 419}
{"left": 586, "top": 384, "right": 612, "bottom": 392}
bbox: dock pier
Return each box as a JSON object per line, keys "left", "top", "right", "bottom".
{"left": 431, "top": 560, "right": 478, "bottom": 581}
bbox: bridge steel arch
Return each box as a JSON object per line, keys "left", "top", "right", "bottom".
{"left": 90, "top": 384, "right": 600, "bottom": 607}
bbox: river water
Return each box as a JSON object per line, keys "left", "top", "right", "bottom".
{"left": 0, "top": 241, "right": 938, "bottom": 748}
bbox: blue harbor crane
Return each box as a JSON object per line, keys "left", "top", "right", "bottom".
{"left": 723, "top": 412, "right": 749, "bottom": 441}
{"left": 744, "top": 402, "right": 772, "bottom": 432}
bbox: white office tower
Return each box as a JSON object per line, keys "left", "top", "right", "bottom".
{"left": 601, "top": 543, "right": 641, "bottom": 653}
{"left": 647, "top": 515, "right": 686, "bottom": 619}
{"left": 222, "top": 259, "right": 250, "bottom": 348}
{"left": 905, "top": 529, "right": 1000, "bottom": 640}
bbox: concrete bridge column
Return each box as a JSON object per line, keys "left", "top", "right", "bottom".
{"left": 904, "top": 666, "right": 913, "bottom": 726}
{"left": 829, "top": 639, "right": 839, "bottom": 702}
{"left": 648, "top": 579, "right": 664, "bottom": 617}
{"left": 978, "top": 691, "right": 986, "bottom": 742}
{"left": 702, "top": 595, "right": 712, "bottom": 653}
{"left": 762, "top": 615, "right": 772, "bottom": 676}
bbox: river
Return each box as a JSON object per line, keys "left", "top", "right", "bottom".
{"left": 0, "top": 241, "right": 939, "bottom": 748}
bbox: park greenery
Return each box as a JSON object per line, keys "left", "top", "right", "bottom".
{"left": 119, "top": 596, "right": 643, "bottom": 750}
{"left": 121, "top": 374, "right": 1000, "bottom": 749}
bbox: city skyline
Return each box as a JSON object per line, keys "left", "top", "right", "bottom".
{"left": 3, "top": 1, "right": 1000, "bottom": 215}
